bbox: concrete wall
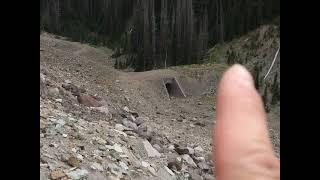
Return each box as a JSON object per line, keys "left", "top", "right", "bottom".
{"left": 163, "top": 78, "right": 186, "bottom": 98}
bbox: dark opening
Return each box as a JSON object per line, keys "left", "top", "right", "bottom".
{"left": 165, "top": 83, "right": 173, "bottom": 96}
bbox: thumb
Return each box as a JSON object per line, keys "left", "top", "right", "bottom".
{"left": 214, "top": 64, "right": 280, "bottom": 180}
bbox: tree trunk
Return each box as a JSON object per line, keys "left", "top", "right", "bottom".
{"left": 218, "top": 0, "right": 224, "bottom": 43}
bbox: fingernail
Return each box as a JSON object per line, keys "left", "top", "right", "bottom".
{"left": 229, "top": 64, "right": 254, "bottom": 88}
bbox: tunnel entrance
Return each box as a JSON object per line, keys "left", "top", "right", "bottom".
{"left": 163, "top": 77, "right": 186, "bottom": 98}
{"left": 165, "top": 83, "right": 173, "bottom": 95}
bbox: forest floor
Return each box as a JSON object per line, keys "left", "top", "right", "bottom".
{"left": 40, "top": 27, "right": 279, "bottom": 180}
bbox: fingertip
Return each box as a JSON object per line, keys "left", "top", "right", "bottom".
{"left": 213, "top": 64, "right": 278, "bottom": 179}
{"left": 218, "top": 64, "right": 255, "bottom": 94}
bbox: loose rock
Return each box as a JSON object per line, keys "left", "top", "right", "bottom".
{"left": 197, "top": 161, "right": 210, "bottom": 171}
{"left": 152, "top": 144, "right": 163, "bottom": 153}
{"left": 66, "top": 169, "right": 89, "bottom": 180}
{"left": 182, "top": 154, "right": 197, "bottom": 167}
{"left": 122, "top": 118, "right": 138, "bottom": 130}
{"left": 91, "top": 162, "right": 104, "bottom": 171}
{"left": 87, "top": 172, "right": 105, "bottom": 180}
{"left": 168, "top": 144, "right": 175, "bottom": 151}
{"left": 77, "top": 94, "right": 102, "bottom": 107}
{"left": 175, "top": 146, "right": 191, "bottom": 155}
{"left": 67, "top": 156, "right": 80, "bottom": 167}
{"left": 40, "top": 171, "right": 48, "bottom": 180}
{"left": 135, "top": 117, "right": 148, "bottom": 126}
{"left": 203, "top": 174, "right": 216, "bottom": 180}
{"left": 48, "top": 87, "right": 60, "bottom": 97}
{"left": 142, "top": 140, "right": 161, "bottom": 158}
{"left": 76, "top": 154, "right": 84, "bottom": 161}
{"left": 141, "top": 161, "right": 150, "bottom": 168}
{"left": 194, "top": 146, "right": 204, "bottom": 155}
{"left": 51, "top": 170, "right": 66, "bottom": 180}
{"left": 137, "top": 123, "right": 154, "bottom": 141}
{"left": 123, "top": 106, "right": 130, "bottom": 113}
{"left": 157, "top": 167, "right": 176, "bottom": 180}
{"left": 119, "top": 161, "right": 129, "bottom": 170}
{"left": 168, "top": 160, "right": 182, "bottom": 171}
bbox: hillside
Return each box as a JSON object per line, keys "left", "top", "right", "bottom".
{"left": 40, "top": 25, "right": 280, "bottom": 180}
{"left": 204, "top": 24, "right": 280, "bottom": 114}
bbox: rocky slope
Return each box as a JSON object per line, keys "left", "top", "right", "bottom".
{"left": 204, "top": 24, "right": 280, "bottom": 111}
{"left": 40, "top": 33, "right": 216, "bottom": 180}
{"left": 40, "top": 29, "right": 279, "bottom": 180}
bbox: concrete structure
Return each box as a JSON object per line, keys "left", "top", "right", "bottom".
{"left": 162, "top": 77, "right": 186, "bottom": 98}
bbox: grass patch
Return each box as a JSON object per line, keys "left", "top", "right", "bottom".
{"left": 89, "top": 45, "right": 114, "bottom": 55}
{"left": 207, "top": 45, "right": 226, "bottom": 64}
{"left": 200, "top": 94, "right": 216, "bottom": 105}
{"left": 170, "top": 63, "right": 228, "bottom": 73}
{"left": 169, "top": 63, "right": 229, "bottom": 80}
{"left": 97, "top": 46, "right": 113, "bottom": 55}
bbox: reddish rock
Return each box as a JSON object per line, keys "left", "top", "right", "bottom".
{"left": 77, "top": 94, "right": 102, "bottom": 107}
{"left": 51, "top": 170, "right": 66, "bottom": 180}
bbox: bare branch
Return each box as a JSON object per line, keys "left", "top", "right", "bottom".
{"left": 264, "top": 47, "right": 280, "bottom": 80}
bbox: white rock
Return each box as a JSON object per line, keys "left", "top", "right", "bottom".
{"left": 182, "top": 154, "right": 197, "bottom": 167}
{"left": 168, "top": 145, "right": 175, "bottom": 151}
{"left": 71, "top": 148, "right": 77, "bottom": 153}
{"left": 194, "top": 156, "right": 205, "bottom": 162}
{"left": 113, "top": 144, "right": 123, "bottom": 153}
{"left": 55, "top": 99, "right": 63, "bottom": 103}
{"left": 69, "top": 117, "right": 77, "bottom": 122}
{"left": 76, "top": 154, "right": 84, "bottom": 161}
{"left": 129, "top": 115, "right": 136, "bottom": 122}
{"left": 148, "top": 166, "right": 157, "bottom": 176}
{"left": 164, "top": 166, "right": 175, "bottom": 176}
{"left": 119, "top": 154, "right": 128, "bottom": 158}
{"left": 187, "top": 147, "right": 194, "bottom": 155}
{"left": 62, "top": 134, "right": 68, "bottom": 138}
{"left": 95, "top": 106, "right": 110, "bottom": 114}
{"left": 113, "top": 129, "right": 127, "bottom": 137}
{"left": 93, "top": 137, "right": 107, "bottom": 145}
{"left": 49, "top": 118, "right": 57, "bottom": 122}
{"left": 153, "top": 144, "right": 162, "bottom": 153}
{"left": 65, "top": 80, "right": 72, "bottom": 84}
{"left": 157, "top": 167, "right": 176, "bottom": 180}
{"left": 66, "top": 169, "right": 89, "bottom": 179}
{"left": 143, "top": 140, "right": 161, "bottom": 158}
{"left": 122, "top": 119, "right": 138, "bottom": 130}
{"left": 123, "top": 106, "right": 130, "bottom": 113}
{"left": 194, "top": 146, "right": 204, "bottom": 153}
{"left": 93, "top": 150, "right": 102, "bottom": 156}
{"left": 115, "top": 124, "right": 125, "bottom": 131}
{"left": 40, "top": 163, "right": 48, "bottom": 168}
{"left": 91, "top": 162, "right": 104, "bottom": 171}
{"left": 141, "top": 161, "right": 150, "bottom": 168}
{"left": 119, "top": 161, "right": 128, "bottom": 170}
{"left": 40, "top": 73, "right": 46, "bottom": 81}
{"left": 106, "top": 144, "right": 123, "bottom": 153}
{"left": 105, "top": 145, "right": 113, "bottom": 150}
{"left": 40, "top": 171, "right": 47, "bottom": 180}
{"left": 56, "top": 119, "right": 66, "bottom": 126}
